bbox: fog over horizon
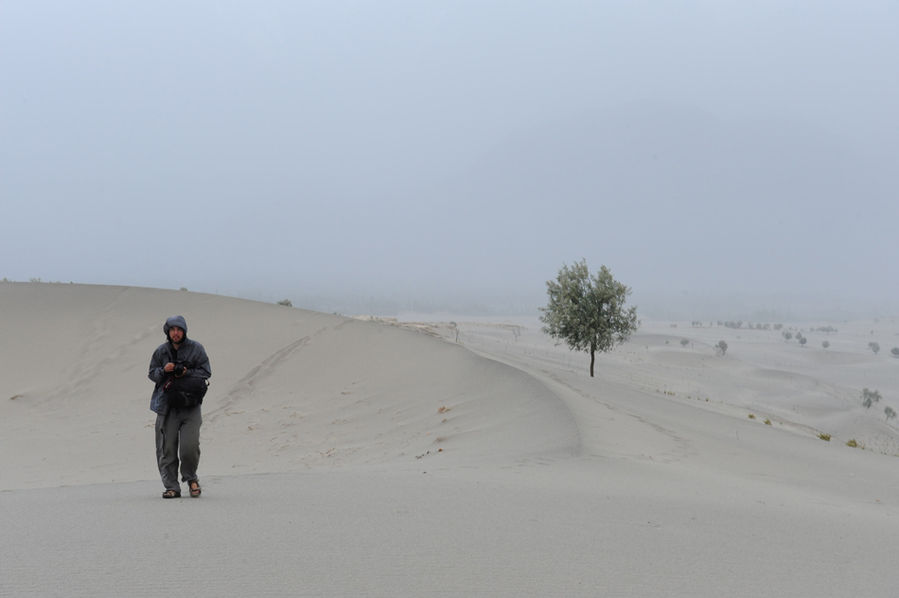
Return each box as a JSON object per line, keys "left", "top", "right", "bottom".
{"left": 3, "top": 2, "right": 897, "bottom": 321}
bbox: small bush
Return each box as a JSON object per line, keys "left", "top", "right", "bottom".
{"left": 862, "top": 388, "right": 882, "bottom": 409}
{"left": 764, "top": 418, "right": 772, "bottom": 425}
{"left": 846, "top": 439, "right": 859, "bottom": 448}
{"left": 822, "top": 340, "right": 830, "bottom": 349}
{"left": 277, "top": 299, "right": 293, "bottom": 307}
{"left": 715, "top": 340, "right": 728, "bottom": 356}
{"left": 869, "top": 342, "right": 880, "bottom": 355}
{"left": 680, "top": 338, "right": 689, "bottom": 347}
{"left": 818, "top": 433, "right": 831, "bottom": 442}
{"left": 891, "top": 347, "right": 899, "bottom": 357}
{"left": 748, "top": 414, "right": 756, "bottom": 420}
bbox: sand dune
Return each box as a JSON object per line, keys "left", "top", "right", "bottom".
{"left": 0, "top": 283, "right": 576, "bottom": 488}
{"left": 2, "top": 283, "right": 899, "bottom": 597}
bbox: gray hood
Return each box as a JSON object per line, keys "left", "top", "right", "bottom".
{"left": 163, "top": 315, "right": 188, "bottom": 337}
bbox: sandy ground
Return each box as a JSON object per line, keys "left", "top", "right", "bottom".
{"left": 2, "top": 283, "right": 899, "bottom": 597}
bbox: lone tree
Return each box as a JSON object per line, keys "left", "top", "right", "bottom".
{"left": 540, "top": 260, "right": 638, "bottom": 377}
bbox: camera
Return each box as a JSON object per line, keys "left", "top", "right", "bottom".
{"left": 173, "top": 363, "right": 187, "bottom": 377}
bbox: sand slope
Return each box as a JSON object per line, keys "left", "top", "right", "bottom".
{"left": 0, "top": 283, "right": 576, "bottom": 489}
{"left": 2, "top": 284, "right": 899, "bottom": 597}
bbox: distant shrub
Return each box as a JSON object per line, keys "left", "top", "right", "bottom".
{"left": 862, "top": 388, "right": 882, "bottom": 409}
{"left": 846, "top": 439, "right": 859, "bottom": 448}
{"left": 818, "top": 433, "right": 831, "bottom": 442}
{"left": 869, "top": 342, "right": 880, "bottom": 355}
{"left": 277, "top": 299, "right": 293, "bottom": 307}
{"left": 783, "top": 331, "right": 793, "bottom": 341}
{"left": 680, "top": 338, "right": 689, "bottom": 347}
{"left": 748, "top": 414, "right": 756, "bottom": 419}
{"left": 886, "top": 407, "right": 897, "bottom": 421}
{"left": 891, "top": 347, "right": 899, "bottom": 357}
{"left": 799, "top": 336, "right": 807, "bottom": 347}
{"left": 714, "top": 340, "right": 728, "bottom": 356}
{"left": 822, "top": 340, "right": 830, "bottom": 349}
{"left": 764, "top": 418, "right": 772, "bottom": 425}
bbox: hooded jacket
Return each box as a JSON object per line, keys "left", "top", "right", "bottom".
{"left": 148, "top": 315, "right": 212, "bottom": 414}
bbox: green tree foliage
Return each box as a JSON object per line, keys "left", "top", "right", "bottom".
{"left": 540, "top": 260, "right": 638, "bottom": 377}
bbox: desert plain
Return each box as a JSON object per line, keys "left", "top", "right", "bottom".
{"left": 2, "top": 282, "right": 899, "bottom": 597}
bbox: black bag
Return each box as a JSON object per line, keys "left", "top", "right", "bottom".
{"left": 164, "top": 375, "right": 209, "bottom": 408}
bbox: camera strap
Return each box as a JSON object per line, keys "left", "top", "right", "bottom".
{"left": 162, "top": 345, "right": 180, "bottom": 391}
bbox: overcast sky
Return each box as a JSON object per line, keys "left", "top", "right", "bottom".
{"left": 2, "top": 1, "right": 897, "bottom": 318}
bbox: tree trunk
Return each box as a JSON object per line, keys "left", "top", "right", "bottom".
{"left": 589, "top": 347, "right": 595, "bottom": 377}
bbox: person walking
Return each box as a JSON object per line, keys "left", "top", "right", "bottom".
{"left": 148, "top": 315, "right": 211, "bottom": 498}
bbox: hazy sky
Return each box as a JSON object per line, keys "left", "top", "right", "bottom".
{"left": 3, "top": 1, "right": 898, "bottom": 318}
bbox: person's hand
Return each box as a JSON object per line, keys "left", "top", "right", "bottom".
{"left": 164, "top": 362, "right": 175, "bottom": 373}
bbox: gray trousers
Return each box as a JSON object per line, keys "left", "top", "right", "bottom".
{"left": 155, "top": 405, "right": 202, "bottom": 491}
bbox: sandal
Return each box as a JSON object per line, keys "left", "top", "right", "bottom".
{"left": 188, "top": 480, "right": 202, "bottom": 498}
{"left": 162, "top": 489, "right": 180, "bottom": 499}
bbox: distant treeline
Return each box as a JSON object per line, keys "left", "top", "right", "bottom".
{"left": 690, "top": 320, "right": 839, "bottom": 334}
